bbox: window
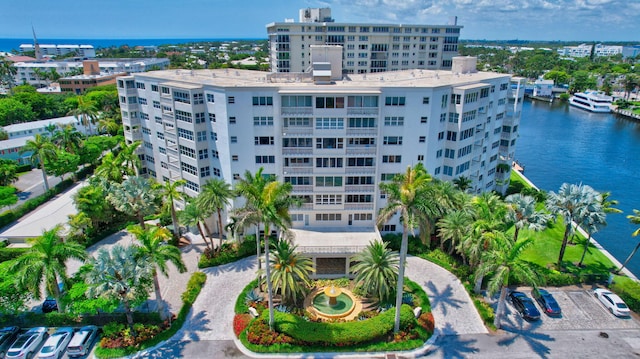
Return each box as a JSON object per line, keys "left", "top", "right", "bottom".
{"left": 151, "top": 84, "right": 158, "bottom": 92}
{"left": 284, "top": 176, "right": 311, "bottom": 185}
{"left": 316, "top": 138, "right": 343, "bottom": 149}
{"left": 159, "top": 147, "right": 166, "bottom": 154}
{"left": 197, "top": 131, "right": 207, "bottom": 142}
{"left": 347, "top": 176, "right": 374, "bottom": 185}
{"left": 445, "top": 148, "right": 455, "bottom": 159}
{"left": 173, "top": 91, "right": 190, "bottom": 104}
{"left": 283, "top": 138, "right": 312, "bottom": 148}
{"left": 206, "top": 93, "right": 215, "bottom": 103}
{"left": 418, "top": 155, "right": 424, "bottom": 161}
{"left": 315, "top": 117, "right": 344, "bottom": 129}
{"left": 193, "top": 93, "right": 203, "bottom": 104}
{"left": 381, "top": 225, "right": 397, "bottom": 232}
{"left": 353, "top": 213, "right": 373, "bottom": 221}
{"left": 284, "top": 157, "right": 311, "bottom": 167}
{"left": 346, "top": 195, "right": 372, "bottom": 203}
{"left": 198, "top": 149, "right": 208, "bottom": 159}
{"left": 281, "top": 95, "right": 312, "bottom": 107}
{"left": 315, "top": 96, "right": 345, "bottom": 109}
{"left": 213, "top": 168, "right": 221, "bottom": 177}
{"left": 185, "top": 180, "right": 199, "bottom": 192}
{"left": 384, "top": 116, "right": 404, "bottom": 126}
{"left": 384, "top": 96, "right": 406, "bottom": 106}
{"left": 254, "top": 136, "right": 274, "bottom": 145}
{"left": 254, "top": 116, "right": 274, "bottom": 126}
{"left": 347, "top": 137, "right": 375, "bottom": 146}
{"left": 181, "top": 162, "right": 197, "bottom": 175}
{"left": 419, "top": 136, "right": 426, "bottom": 143}
{"left": 382, "top": 155, "right": 402, "bottom": 163}
{"left": 380, "top": 173, "right": 398, "bottom": 181}
{"left": 175, "top": 110, "right": 192, "bottom": 123}
{"left": 347, "top": 157, "right": 374, "bottom": 167}
{"left": 434, "top": 167, "right": 441, "bottom": 175}
{"left": 315, "top": 195, "right": 342, "bottom": 205}
{"left": 443, "top": 165, "right": 453, "bottom": 176}
{"left": 422, "top": 97, "right": 430, "bottom": 104}
{"left": 441, "top": 94, "right": 448, "bottom": 108}
{"left": 252, "top": 96, "right": 273, "bottom": 106}
{"left": 227, "top": 96, "right": 235, "bottom": 104}
{"left": 255, "top": 155, "right": 275, "bottom": 164}
{"left": 141, "top": 126, "right": 150, "bottom": 134}
{"left": 178, "top": 128, "right": 194, "bottom": 141}
{"left": 347, "top": 96, "right": 379, "bottom": 107}
{"left": 156, "top": 132, "right": 164, "bottom": 140}
{"left": 145, "top": 154, "right": 155, "bottom": 164}
{"left": 209, "top": 113, "right": 216, "bottom": 122}
{"left": 383, "top": 136, "right": 403, "bottom": 145}
{"left": 195, "top": 113, "right": 206, "bottom": 123}
{"left": 316, "top": 213, "right": 342, "bottom": 221}
{"left": 179, "top": 145, "right": 195, "bottom": 158}
{"left": 316, "top": 157, "right": 343, "bottom": 168}
{"left": 348, "top": 117, "right": 376, "bottom": 128}
{"left": 212, "top": 150, "right": 219, "bottom": 158}
{"left": 138, "top": 98, "right": 147, "bottom": 105}
{"left": 153, "top": 101, "right": 160, "bottom": 109}
{"left": 455, "top": 161, "right": 470, "bottom": 175}
{"left": 211, "top": 132, "right": 218, "bottom": 141}
{"left": 230, "top": 136, "right": 237, "bottom": 143}
{"left": 446, "top": 131, "right": 457, "bottom": 141}
{"left": 201, "top": 166, "right": 211, "bottom": 177}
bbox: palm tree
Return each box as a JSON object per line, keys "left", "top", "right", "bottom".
{"left": 504, "top": 193, "right": 550, "bottom": 243}
{"left": 128, "top": 224, "right": 187, "bottom": 318}
{"left": 475, "top": 234, "right": 540, "bottom": 329}
{"left": 9, "top": 225, "right": 87, "bottom": 312}
{"left": 97, "top": 116, "right": 121, "bottom": 135}
{"left": 0, "top": 56, "right": 17, "bottom": 90}
{"left": 437, "top": 210, "right": 472, "bottom": 255}
{"left": 452, "top": 176, "right": 473, "bottom": 192}
{"left": 234, "top": 168, "right": 297, "bottom": 331}
{"left": 107, "top": 176, "right": 159, "bottom": 228}
{"left": 269, "top": 237, "right": 314, "bottom": 305}
{"left": 20, "top": 134, "right": 57, "bottom": 191}
{"left": 85, "top": 245, "right": 153, "bottom": 336}
{"left": 95, "top": 152, "right": 125, "bottom": 183}
{"left": 234, "top": 168, "right": 270, "bottom": 271}
{"left": 179, "top": 201, "right": 215, "bottom": 252}
{"left": 68, "top": 96, "right": 98, "bottom": 135}
{"left": 158, "top": 179, "right": 187, "bottom": 239}
{"left": 546, "top": 183, "right": 598, "bottom": 266}
{"left": 577, "top": 206, "right": 607, "bottom": 267}
{"left": 54, "top": 124, "right": 84, "bottom": 154}
{"left": 600, "top": 191, "right": 622, "bottom": 214}
{"left": 351, "top": 240, "right": 399, "bottom": 303}
{"left": 377, "top": 163, "right": 431, "bottom": 333}
{"left": 196, "top": 179, "right": 233, "bottom": 253}
{"left": 417, "top": 179, "right": 460, "bottom": 247}
{"left": 616, "top": 209, "right": 640, "bottom": 274}
{"left": 116, "top": 140, "right": 142, "bottom": 176}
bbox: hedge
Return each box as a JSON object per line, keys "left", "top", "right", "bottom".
{"left": 235, "top": 278, "right": 259, "bottom": 314}
{"left": 611, "top": 278, "right": 640, "bottom": 313}
{"left": 273, "top": 304, "right": 415, "bottom": 345}
{"left": 198, "top": 239, "right": 255, "bottom": 268}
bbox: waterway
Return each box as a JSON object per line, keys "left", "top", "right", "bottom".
{"left": 516, "top": 99, "right": 640, "bottom": 277}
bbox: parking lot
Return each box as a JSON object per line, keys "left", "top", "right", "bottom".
{"left": 503, "top": 288, "right": 640, "bottom": 331}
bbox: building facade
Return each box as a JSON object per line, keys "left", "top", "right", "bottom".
{"left": 19, "top": 44, "right": 96, "bottom": 58}
{"left": 267, "top": 7, "right": 462, "bottom": 74}
{"left": 116, "top": 57, "right": 524, "bottom": 276}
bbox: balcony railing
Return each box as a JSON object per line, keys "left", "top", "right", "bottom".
{"left": 281, "top": 107, "right": 313, "bottom": 115}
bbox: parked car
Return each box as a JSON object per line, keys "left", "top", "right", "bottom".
{"left": 37, "top": 327, "right": 73, "bottom": 359}
{"left": 0, "top": 327, "right": 20, "bottom": 359}
{"left": 531, "top": 288, "right": 561, "bottom": 316}
{"left": 594, "top": 288, "right": 631, "bottom": 317}
{"left": 6, "top": 327, "right": 48, "bottom": 359}
{"left": 41, "top": 284, "right": 64, "bottom": 314}
{"left": 66, "top": 326, "right": 99, "bottom": 357}
{"left": 509, "top": 291, "right": 541, "bottom": 321}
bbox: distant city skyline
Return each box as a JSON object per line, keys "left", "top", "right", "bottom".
{"left": 1, "top": 0, "right": 638, "bottom": 42}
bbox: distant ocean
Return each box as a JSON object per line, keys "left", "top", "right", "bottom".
{"left": 0, "top": 38, "right": 265, "bottom": 52}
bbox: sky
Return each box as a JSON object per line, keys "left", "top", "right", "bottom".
{"left": 1, "top": 0, "right": 639, "bottom": 41}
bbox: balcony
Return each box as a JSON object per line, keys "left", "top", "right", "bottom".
{"left": 283, "top": 167, "right": 314, "bottom": 175}
{"left": 282, "top": 148, "right": 313, "bottom": 155}
{"left": 281, "top": 107, "right": 313, "bottom": 115}
{"left": 282, "top": 128, "right": 314, "bottom": 136}
{"left": 346, "top": 108, "right": 378, "bottom": 116}
{"left": 345, "top": 147, "right": 376, "bottom": 155}
{"left": 345, "top": 185, "right": 375, "bottom": 192}
{"left": 344, "top": 203, "right": 374, "bottom": 210}
{"left": 346, "top": 128, "right": 377, "bottom": 136}
{"left": 292, "top": 185, "right": 313, "bottom": 192}
{"left": 345, "top": 167, "right": 375, "bottom": 174}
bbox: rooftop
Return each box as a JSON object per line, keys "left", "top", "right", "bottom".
{"left": 3, "top": 115, "right": 78, "bottom": 133}
{"left": 290, "top": 227, "right": 381, "bottom": 255}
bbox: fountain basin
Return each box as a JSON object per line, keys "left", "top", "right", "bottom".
{"left": 304, "top": 287, "right": 360, "bottom": 320}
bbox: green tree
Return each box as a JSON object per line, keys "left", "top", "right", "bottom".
{"left": 67, "top": 95, "right": 98, "bottom": 135}
{"left": 116, "top": 140, "right": 142, "bottom": 176}
{"left": 128, "top": 224, "right": 187, "bottom": 318}
{"left": 351, "top": 240, "right": 399, "bottom": 303}
{"left": 0, "top": 185, "right": 18, "bottom": 207}
{"left": 158, "top": 179, "right": 187, "bottom": 239}
{"left": 504, "top": 193, "right": 550, "bottom": 243}
{"left": 54, "top": 124, "right": 84, "bottom": 154}
{"left": 0, "top": 56, "right": 17, "bottom": 89}
{"left": 0, "top": 98, "right": 34, "bottom": 126}
{"left": 577, "top": 204, "right": 606, "bottom": 267}
{"left": 543, "top": 70, "right": 570, "bottom": 86}
{"left": 95, "top": 152, "right": 125, "bottom": 183}
{"left": 0, "top": 263, "right": 31, "bottom": 314}
{"left": 269, "top": 237, "right": 314, "bottom": 305}
{"left": 377, "top": 163, "right": 431, "bottom": 333}
{"left": 20, "top": 134, "right": 57, "bottom": 191}
{"left": 570, "top": 70, "right": 597, "bottom": 93}
{"left": 8, "top": 225, "right": 87, "bottom": 312}
{"left": 475, "top": 234, "right": 540, "bottom": 329}
{"left": 0, "top": 159, "right": 18, "bottom": 186}
{"left": 45, "top": 150, "right": 80, "bottom": 180}
{"left": 196, "top": 179, "right": 233, "bottom": 253}
{"left": 452, "top": 176, "right": 472, "bottom": 192}
{"left": 85, "top": 244, "right": 153, "bottom": 335}
{"left": 616, "top": 209, "right": 640, "bottom": 274}
{"left": 107, "top": 176, "right": 159, "bottom": 228}
{"left": 437, "top": 210, "right": 472, "bottom": 256}
{"left": 179, "top": 201, "right": 215, "bottom": 252}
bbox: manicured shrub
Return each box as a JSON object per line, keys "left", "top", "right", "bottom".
{"left": 611, "top": 279, "right": 640, "bottom": 313}
{"left": 473, "top": 298, "right": 496, "bottom": 331}
{"left": 417, "top": 312, "right": 434, "bottom": 333}
{"left": 235, "top": 279, "right": 259, "bottom": 314}
{"left": 181, "top": 271, "right": 207, "bottom": 306}
{"left": 198, "top": 239, "right": 255, "bottom": 268}
{"left": 233, "top": 314, "right": 253, "bottom": 336}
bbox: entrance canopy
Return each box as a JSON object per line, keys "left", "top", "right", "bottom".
{"left": 290, "top": 227, "right": 381, "bottom": 256}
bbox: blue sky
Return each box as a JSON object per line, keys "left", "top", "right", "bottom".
{"left": 2, "top": 0, "right": 638, "bottom": 41}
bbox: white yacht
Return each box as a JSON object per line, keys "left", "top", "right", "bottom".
{"left": 569, "top": 90, "right": 613, "bottom": 113}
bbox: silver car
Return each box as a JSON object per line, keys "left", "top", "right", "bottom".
{"left": 6, "top": 327, "right": 48, "bottom": 359}
{"left": 37, "top": 327, "right": 73, "bottom": 359}
{"left": 65, "top": 326, "right": 98, "bottom": 357}
{"left": 595, "top": 288, "right": 631, "bottom": 317}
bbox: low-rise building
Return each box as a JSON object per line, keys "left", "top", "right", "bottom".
{"left": 19, "top": 44, "right": 96, "bottom": 58}
{"left": 59, "top": 60, "right": 127, "bottom": 94}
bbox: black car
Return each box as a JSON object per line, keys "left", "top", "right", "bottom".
{"left": 531, "top": 288, "right": 561, "bottom": 316}
{"left": 0, "top": 326, "right": 20, "bottom": 358}
{"left": 42, "top": 283, "right": 64, "bottom": 313}
{"left": 509, "top": 291, "right": 541, "bottom": 321}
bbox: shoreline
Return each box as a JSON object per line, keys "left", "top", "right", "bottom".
{"left": 511, "top": 168, "right": 638, "bottom": 281}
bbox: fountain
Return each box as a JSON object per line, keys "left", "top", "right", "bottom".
{"left": 304, "top": 286, "right": 361, "bottom": 320}
{"left": 324, "top": 286, "right": 342, "bottom": 306}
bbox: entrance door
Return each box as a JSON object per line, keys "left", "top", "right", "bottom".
{"left": 348, "top": 214, "right": 353, "bottom": 226}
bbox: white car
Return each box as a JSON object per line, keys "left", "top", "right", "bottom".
{"left": 66, "top": 326, "right": 99, "bottom": 357}
{"left": 37, "top": 327, "right": 73, "bottom": 359}
{"left": 595, "top": 288, "right": 631, "bottom": 317}
{"left": 6, "top": 327, "right": 48, "bottom": 359}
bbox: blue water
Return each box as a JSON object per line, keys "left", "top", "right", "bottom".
{"left": 516, "top": 99, "right": 640, "bottom": 277}
{"left": 0, "top": 38, "right": 265, "bottom": 52}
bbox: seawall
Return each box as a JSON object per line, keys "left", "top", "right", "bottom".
{"left": 511, "top": 169, "right": 638, "bottom": 281}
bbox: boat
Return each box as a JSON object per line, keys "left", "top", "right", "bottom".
{"left": 569, "top": 90, "right": 613, "bottom": 113}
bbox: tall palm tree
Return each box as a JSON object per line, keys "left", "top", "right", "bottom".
{"left": 179, "top": 201, "right": 214, "bottom": 252}
{"left": 0, "top": 56, "right": 17, "bottom": 90}
{"left": 475, "top": 234, "right": 540, "bottom": 329}
{"left": 600, "top": 191, "right": 622, "bottom": 214}
{"left": 107, "top": 176, "right": 159, "bottom": 229}
{"left": 54, "top": 124, "right": 84, "bottom": 154}
{"left": 234, "top": 168, "right": 270, "bottom": 271}
{"left": 377, "top": 163, "right": 431, "bottom": 333}
{"left": 196, "top": 179, "right": 233, "bottom": 253}
{"left": 546, "top": 183, "right": 598, "bottom": 266}
{"left": 158, "top": 179, "right": 187, "bottom": 239}
{"left": 234, "top": 168, "right": 296, "bottom": 331}
{"left": 128, "top": 224, "right": 187, "bottom": 318}
{"left": 351, "top": 240, "right": 399, "bottom": 303}
{"left": 504, "top": 193, "right": 550, "bottom": 243}
{"left": 577, "top": 206, "right": 607, "bottom": 267}
{"left": 269, "top": 237, "right": 314, "bottom": 305}
{"left": 417, "top": 180, "right": 464, "bottom": 246}
{"left": 20, "top": 134, "right": 57, "bottom": 191}
{"left": 116, "top": 140, "right": 142, "bottom": 176}
{"left": 616, "top": 209, "right": 640, "bottom": 274}
{"left": 68, "top": 96, "right": 98, "bottom": 135}
{"left": 437, "top": 210, "right": 472, "bottom": 255}
{"left": 85, "top": 245, "right": 153, "bottom": 336}
{"left": 97, "top": 116, "right": 121, "bottom": 135}
{"left": 9, "top": 225, "right": 87, "bottom": 312}
{"left": 452, "top": 176, "right": 473, "bottom": 192}
{"left": 95, "top": 152, "right": 125, "bottom": 183}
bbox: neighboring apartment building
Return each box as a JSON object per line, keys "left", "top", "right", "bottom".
{"left": 12, "top": 58, "right": 170, "bottom": 87}
{"left": 557, "top": 43, "right": 624, "bottom": 58}
{"left": 19, "top": 44, "right": 96, "bottom": 58}
{"left": 59, "top": 60, "right": 127, "bottom": 94}
{"left": 267, "top": 7, "right": 462, "bottom": 74}
{"left": 116, "top": 56, "right": 524, "bottom": 277}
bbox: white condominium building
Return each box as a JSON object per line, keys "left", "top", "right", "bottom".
{"left": 267, "top": 7, "right": 462, "bottom": 74}
{"left": 117, "top": 56, "right": 524, "bottom": 277}
{"left": 19, "top": 44, "right": 96, "bottom": 58}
